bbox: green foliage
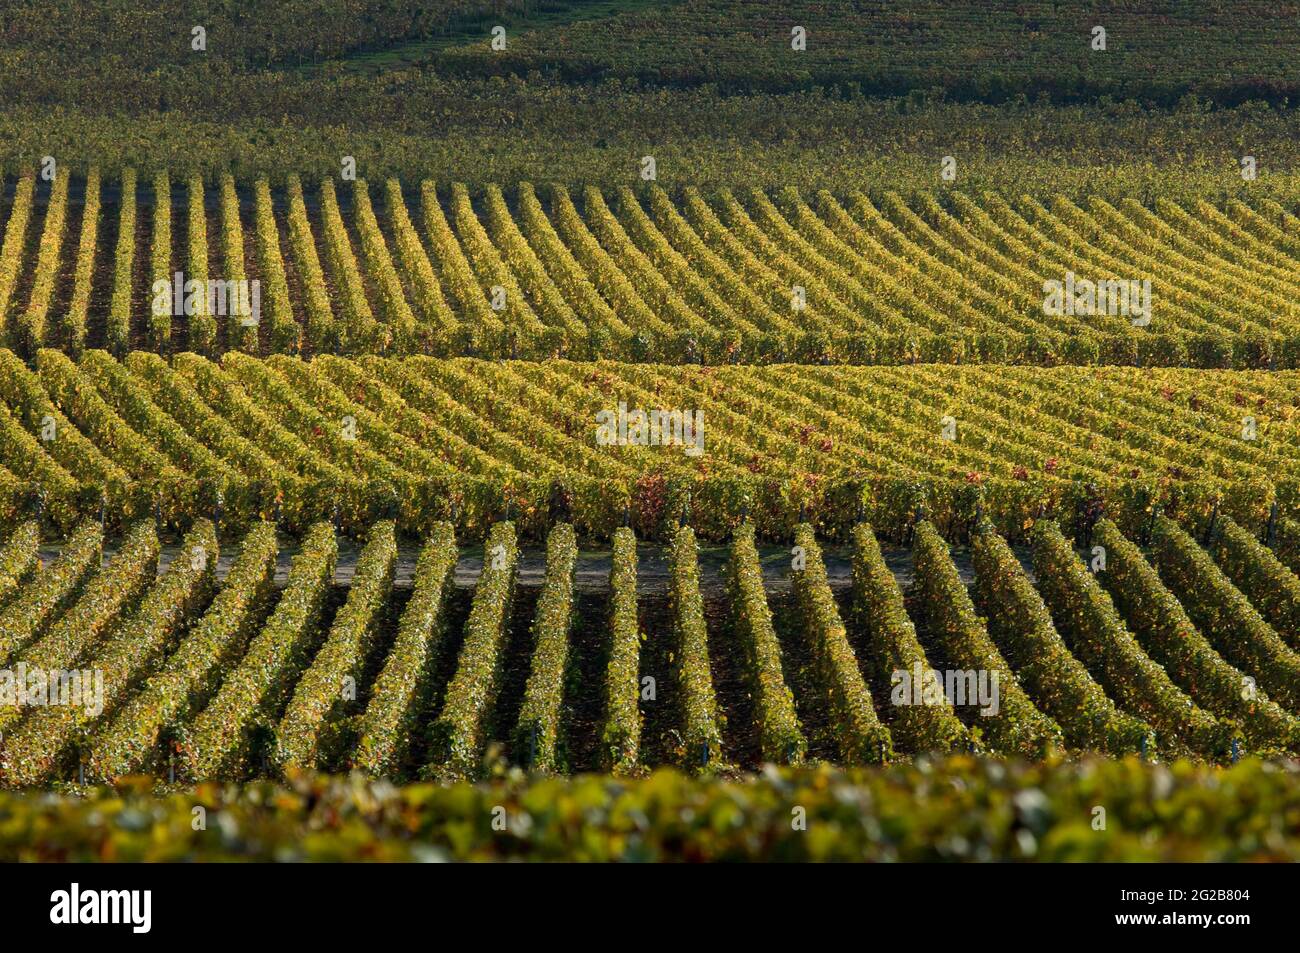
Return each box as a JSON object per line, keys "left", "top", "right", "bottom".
{"left": 912, "top": 521, "right": 1060, "bottom": 757}
{"left": 276, "top": 521, "right": 397, "bottom": 773}
{"left": 792, "top": 523, "right": 892, "bottom": 763}
{"left": 971, "top": 525, "right": 1150, "bottom": 755}
{"left": 182, "top": 522, "right": 337, "bottom": 780}
{"left": 601, "top": 526, "right": 641, "bottom": 774}
{"left": 1150, "top": 515, "right": 1300, "bottom": 714}
{"left": 513, "top": 523, "right": 578, "bottom": 773}
{"left": 725, "top": 522, "right": 805, "bottom": 763}
{"left": 353, "top": 522, "right": 457, "bottom": 778}
{"left": 666, "top": 523, "right": 725, "bottom": 768}
{"left": 425, "top": 521, "right": 518, "bottom": 780}
{"left": 88, "top": 522, "right": 279, "bottom": 781}
{"left": 9, "top": 757, "right": 1300, "bottom": 861}
{"left": 1031, "top": 520, "right": 1238, "bottom": 759}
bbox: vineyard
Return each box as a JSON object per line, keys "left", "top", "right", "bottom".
{"left": 1, "top": 1, "right": 1299, "bottom": 872}
{"left": 1, "top": 495, "right": 1300, "bottom": 788}
{"left": 2, "top": 173, "right": 1300, "bottom": 366}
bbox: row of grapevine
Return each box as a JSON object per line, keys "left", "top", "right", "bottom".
{"left": 666, "top": 524, "right": 725, "bottom": 767}
{"left": 1092, "top": 519, "right": 1300, "bottom": 752}
{"left": 87, "top": 521, "right": 279, "bottom": 780}
{"left": 4, "top": 350, "right": 1300, "bottom": 541}
{"left": 601, "top": 526, "right": 641, "bottom": 773}
{"left": 725, "top": 522, "right": 805, "bottom": 763}
{"left": 63, "top": 169, "right": 100, "bottom": 359}
{"left": 851, "top": 523, "right": 968, "bottom": 754}
{"left": 1031, "top": 520, "right": 1239, "bottom": 758}
{"left": 912, "top": 521, "right": 1061, "bottom": 756}
{"left": 425, "top": 520, "right": 518, "bottom": 780}
{"left": 13, "top": 173, "right": 68, "bottom": 357}
{"left": 791, "top": 524, "right": 892, "bottom": 762}
{"left": 148, "top": 172, "right": 172, "bottom": 351}
{"left": 275, "top": 520, "right": 397, "bottom": 772}
{"left": 182, "top": 522, "right": 337, "bottom": 779}
{"left": 352, "top": 521, "right": 458, "bottom": 777}
{"left": 0, "top": 177, "right": 35, "bottom": 337}
{"left": 0, "top": 519, "right": 39, "bottom": 608}
{"left": 512, "top": 522, "right": 577, "bottom": 772}
{"left": 0, "top": 520, "right": 217, "bottom": 785}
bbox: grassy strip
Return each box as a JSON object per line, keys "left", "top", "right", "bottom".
{"left": 793, "top": 523, "right": 892, "bottom": 763}
{"left": 912, "top": 521, "right": 1060, "bottom": 757}
{"left": 726, "top": 522, "right": 805, "bottom": 763}
{"left": 353, "top": 522, "right": 457, "bottom": 778}
{"left": 182, "top": 522, "right": 337, "bottom": 779}
{"left": 1094, "top": 519, "right": 1300, "bottom": 753}
{"left": 276, "top": 521, "right": 396, "bottom": 773}
{"left": 850, "top": 523, "right": 967, "bottom": 755}
{"left": 1032, "top": 520, "right": 1238, "bottom": 759}
{"left": 87, "top": 522, "right": 278, "bottom": 780}
{"left": 1151, "top": 515, "right": 1300, "bottom": 714}
{"left": 666, "top": 524, "right": 724, "bottom": 768}
{"left": 601, "top": 526, "right": 641, "bottom": 774}
{"left": 971, "top": 526, "right": 1150, "bottom": 755}
{"left": 513, "top": 523, "right": 578, "bottom": 772}
{"left": 425, "top": 521, "right": 517, "bottom": 780}
{"left": 1, "top": 521, "right": 217, "bottom": 786}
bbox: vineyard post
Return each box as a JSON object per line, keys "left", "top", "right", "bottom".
{"left": 1266, "top": 501, "right": 1279, "bottom": 547}
{"left": 1204, "top": 501, "right": 1219, "bottom": 545}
